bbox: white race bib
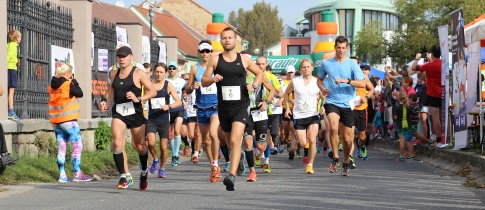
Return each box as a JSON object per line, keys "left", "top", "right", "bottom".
{"left": 221, "top": 86, "right": 241, "bottom": 101}
{"left": 251, "top": 110, "right": 268, "bottom": 122}
{"left": 201, "top": 83, "right": 217, "bottom": 95}
{"left": 298, "top": 100, "right": 311, "bottom": 110}
{"left": 116, "top": 101, "right": 135, "bottom": 116}
{"left": 272, "top": 98, "right": 283, "bottom": 114}
{"left": 349, "top": 96, "right": 361, "bottom": 110}
{"left": 150, "top": 97, "right": 166, "bottom": 109}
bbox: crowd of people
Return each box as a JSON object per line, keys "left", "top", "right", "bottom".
{"left": 3, "top": 27, "right": 445, "bottom": 191}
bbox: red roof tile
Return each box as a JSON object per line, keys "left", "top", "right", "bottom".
{"left": 92, "top": 2, "right": 153, "bottom": 37}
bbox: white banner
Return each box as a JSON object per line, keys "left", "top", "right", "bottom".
{"left": 438, "top": 26, "right": 450, "bottom": 146}
{"left": 116, "top": 26, "right": 128, "bottom": 47}
{"left": 466, "top": 42, "right": 480, "bottom": 110}
{"left": 142, "top": 36, "right": 150, "bottom": 64}
{"left": 51, "top": 45, "right": 75, "bottom": 77}
{"left": 97, "top": 49, "right": 109, "bottom": 72}
{"left": 158, "top": 41, "right": 166, "bottom": 64}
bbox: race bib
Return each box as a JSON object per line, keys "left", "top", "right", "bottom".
{"left": 201, "top": 83, "right": 217, "bottom": 95}
{"left": 116, "top": 101, "right": 135, "bottom": 116}
{"left": 221, "top": 86, "right": 240, "bottom": 101}
{"left": 298, "top": 100, "right": 311, "bottom": 110}
{"left": 272, "top": 98, "right": 283, "bottom": 114}
{"left": 251, "top": 110, "right": 268, "bottom": 122}
{"left": 150, "top": 97, "right": 166, "bottom": 109}
{"left": 349, "top": 96, "right": 361, "bottom": 110}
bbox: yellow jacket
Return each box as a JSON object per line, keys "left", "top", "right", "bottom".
{"left": 7, "top": 42, "right": 19, "bottom": 70}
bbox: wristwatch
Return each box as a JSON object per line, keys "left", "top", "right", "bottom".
{"left": 168, "top": 104, "right": 172, "bottom": 109}
{"left": 252, "top": 84, "right": 259, "bottom": 90}
{"left": 347, "top": 79, "right": 351, "bottom": 84}
{"left": 265, "top": 100, "right": 271, "bottom": 105}
{"left": 137, "top": 96, "right": 142, "bottom": 102}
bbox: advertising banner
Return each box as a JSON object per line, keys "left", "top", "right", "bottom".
{"left": 116, "top": 26, "right": 128, "bottom": 47}
{"left": 251, "top": 55, "right": 313, "bottom": 75}
{"left": 438, "top": 25, "right": 450, "bottom": 147}
{"left": 158, "top": 41, "right": 166, "bottom": 64}
{"left": 142, "top": 36, "right": 150, "bottom": 64}
{"left": 51, "top": 45, "right": 75, "bottom": 77}
{"left": 450, "top": 8, "right": 467, "bottom": 149}
{"left": 97, "top": 49, "right": 109, "bottom": 72}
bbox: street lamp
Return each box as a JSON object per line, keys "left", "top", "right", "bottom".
{"left": 148, "top": 9, "right": 155, "bottom": 42}
{"left": 253, "top": 46, "right": 264, "bottom": 56}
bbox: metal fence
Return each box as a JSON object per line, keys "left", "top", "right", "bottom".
{"left": 150, "top": 39, "right": 159, "bottom": 68}
{"left": 7, "top": 0, "right": 73, "bottom": 119}
{"left": 91, "top": 18, "right": 116, "bottom": 118}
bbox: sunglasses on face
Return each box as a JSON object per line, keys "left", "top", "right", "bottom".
{"left": 168, "top": 67, "right": 177, "bottom": 70}
{"left": 199, "top": 49, "right": 212, "bottom": 54}
{"left": 184, "top": 78, "right": 189, "bottom": 81}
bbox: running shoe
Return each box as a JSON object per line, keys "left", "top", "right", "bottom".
{"left": 58, "top": 175, "right": 72, "bottom": 183}
{"left": 270, "top": 147, "right": 278, "bottom": 155}
{"left": 338, "top": 143, "right": 343, "bottom": 151}
{"left": 278, "top": 145, "right": 285, "bottom": 154}
{"left": 174, "top": 156, "right": 180, "bottom": 165}
{"left": 317, "top": 141, "right": 323, "bottom": 153}
{"left": 126, "top": 174, "right": 134, "bottom": 186}
{"left": 8, "top": 112, "right": 21, "bottom": 122}
{"left": 303, "top": 156, "right": 309, "bottom": 165}
{"left": 322, "top": 148, "right": 328, "bottom": 158}
{"left": 149, "top": 159, "right": 159, "bottom": 174}
{"left": 192, "top": 155, "right": 199, "bottom": 164}
{"left": 255, "top": 153, "right": 261, "bottom": 166}
{"left": 0, "top": 153, "right": 18, "bottom": 166}
{"left": 409, "top": 156, "right": 415, "bottom": 160}
{"left": 263, "top": 163, "right": 271, "bottom": 173}
{"left": 73, "top": 173, "right": 93, "bottom": 182}
{"left": 237, "top": 151, "right": 246, "bottom": 176}
{"left": 403, "top": 153, "right": 411, "bottom": 159}
{"left": 306, "top": 165, "right": 314, "bottom": 174}
{"left": 361, "top": 145, "right": 368, "bottom": 160}
{"left": 139, "top": 172, "right": 148, "bottom": 191}
{"left": 356, "top": 149, "right": 362, "bottom": 158}
{"left": 224, "top": 162, "right": 230, "bottom": 172}
{"left": 183, "top": 145, "right": 190, "bottom": 157}
{"left": 223, "top": 174, "right": 236, "bottom": 191}
{"left": 246, "top": 170, "right": 257, "bottom": 182}
{"left": 341, "top": 163, "right": 350, "bottom": 176}
{"left": 117, "top": 177, "right": 129, "bottom": 189}
{"left": 329, "top": 158, "right": 339, "bottom": 173}
{"left": 349, "top": 156, "right": 356, "bottom": 169}
{"left": 158, "top": 169, "right": 166, "bottom": 178}
{"left": 171, "top": 156, "right": 177, "bottom": 167}
{"left": 397, "top": 156, "right": 405, "bottom": 161}
{"left": 210, "top": 166, "right": 221, "bottom": 183}
{"left": 214, "top": 166, "right": 222, "bottom": 178}
{"left": 288, "top": 150, "right": 295, "bottom": 160}
{"left": 296, "top": 150, "right": 302, "bottom": 159}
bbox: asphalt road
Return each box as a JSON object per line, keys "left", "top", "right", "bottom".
{"left": 1, "top": 148, "right": 485, "bottom": 210}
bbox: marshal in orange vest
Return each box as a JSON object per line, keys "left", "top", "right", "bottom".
{"left": 48, "top": 81, "right": 80, "bottom": 124}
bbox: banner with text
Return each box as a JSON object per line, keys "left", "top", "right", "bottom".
{"left": 438, "top": 25, "right": 450, "bottom": 145}
{"left": 51, "top": 45, "right": 75, "bottom": 77}
{"left": 450, "top": 8, "right": 467, "bottom": 149}
{"left": 251, "top": 55, "right": 313, "bottom": 75}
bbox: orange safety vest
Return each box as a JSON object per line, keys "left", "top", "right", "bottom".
{"left": 48, "top": 80, "right": 80, "bottom": 124}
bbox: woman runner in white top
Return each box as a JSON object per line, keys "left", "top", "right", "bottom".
{"left": 284, "top": 58, "right": 323, "bottom": 174}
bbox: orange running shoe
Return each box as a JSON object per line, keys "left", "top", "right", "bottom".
{"left": 246, "top": 170, "right": 257, "bottom": 182}
{"left": 210, "top": 166, "right": 220, "bottom": 182}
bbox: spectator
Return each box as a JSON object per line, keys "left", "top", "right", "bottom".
{"left": 394, "top": 92, "right": 415, "bottom": 161}
{"left": 0, "top": 83, "right": 18, "bottom": 170}
{"left": 7, "top": 30, "right": 22, "bottom": 121}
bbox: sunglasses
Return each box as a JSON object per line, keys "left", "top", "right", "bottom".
{"left": 168, "top": 67, "right": 177, "bottom": 70}
{"left": 184, "top": 78, "right": 189, "bottom": 81}
{"left": 199, "top": 49, "right": 212, "bottom": 54}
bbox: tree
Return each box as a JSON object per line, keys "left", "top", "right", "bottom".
{"left": 353, "top": 21, "right": 387, "bottom": 65}
{"left": 229, "top": 1, "right": 284, "bottom": 54}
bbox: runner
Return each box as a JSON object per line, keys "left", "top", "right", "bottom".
{"left": 101, "top": 46, "right": 156, "bottom": 190}
{"left": 166, "top": 61, "right": 186, "bottom": 166}
{"left": 186, "top": 40, "right": 221, "bottom": 182}
{"left": 202, "top": 27, "right": 263, "bottom": 191}
{"left": 317, "top": 36, "right": 365, "bottom": 176}
{"left": 145, "top": 63, "right": 182, "bottom": 178}
{"left": 284, "top": 58, "right": 322, "bottom": 174}
{"left": 281, "top": 66, "right": 297, "bottom": 160}
{"left": 181, "top": 73, "right": 197, "bottom": 158}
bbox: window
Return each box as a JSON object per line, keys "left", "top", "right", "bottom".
{"left": 339, "top": 9, "right": 354, "bottom": 38}
{"left": 362, "top": 10, "right": 399, "bottom": 30}
{"left": 287, "top": 46, "right": 300, "bottom": 55}
{"left": 287, "top": 45, "right": 311, "bottom": 55}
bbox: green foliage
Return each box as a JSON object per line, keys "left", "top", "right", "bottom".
{"left": 353, "top": 21, "right": 387, "bottom": 65}
{"left": 388, "top": 0, "right": 485, "bottom": 66}
{"left": 230, "top": 2, "right": 284, "bottom": 54}
{"left": 94, "top": 120, "right": 112, "bottom": 151}
{"left": 34, "top": 132, "right": 57, "bottom": 157}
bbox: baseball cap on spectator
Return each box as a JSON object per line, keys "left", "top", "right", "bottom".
{"left": 286, "top": 65, "right": 296, "bottom": 73}
{"left": 360, "top": 64, "right": 370, "bottom": 70}
{"left": 168, "top": 61, "right": 177, "bottom": 68}
{"left": 116, "top": 46, "right": 132, "bottom": 57}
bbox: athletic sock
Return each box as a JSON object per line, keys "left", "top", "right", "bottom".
{"left": 245, "top": 149, "right": 254, "bottom": 168}
{"left": 212, "top": 160, "right": 219, "bottom": 167}
{"left": 174, "top": 135, "right": 182, "bottom": 157}
{"left": 304, "top": 147, "right": 308, "bottom": 157}
{"left": 113, "top": 152, "right": 125, "bottom": 174}
{"left": 182, "top": 135, "right": 189, "bottom": 146}
{"left": 169, "top": 139, "right": 175, "bottom": 155}
{"left": 194, "top": 151, "right": 199, "bottom": 157}
{"left": 139, "top": 150, "right": 149, "bottom": 171}
{"left": 221, "top": 145, "right": 230, "bottom": 162}
{"left": 191, "top": 140, "right": 195, "bottom": 154}
{"left": 307, "top": 163, "right": 313, "bottom": 167}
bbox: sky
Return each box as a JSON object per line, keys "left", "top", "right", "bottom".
{"left": 100, "top": 0, "right": 318, "bottom": 27}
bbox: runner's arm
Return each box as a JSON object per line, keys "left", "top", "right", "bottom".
{"left": 243, "top": 56, "right": 263, "bottom": 88}
{"left": 138, "top": 69, "right": 157, "bottom": 101}
{"left": 168, "top": 83, "right": 182, "bottom": 109}
{"left": 186, "top": 65, "right": 197, "bottom": 94}
{"left": 201, "top": 56, "right": 217, "bottom": 87}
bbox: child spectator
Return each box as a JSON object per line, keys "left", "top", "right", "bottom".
{"left": 7, "top": 30, "right": 21, "bottom": 121}
{"left": 373, "top": 101, "right": 383, "bottom": 140}
{"left": 394, "top": 92, "right": 415, "bottom": 161}
{"left": 48, "top": 64, "right": 92, "bottom": 182}
{"left": 408, "top": 93, "right": 434, "bottom": 146}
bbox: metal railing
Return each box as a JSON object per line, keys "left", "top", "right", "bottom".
{"left": 7, "top": 0, "right": 73, "bottom": 119}
{"left": 91, "top": 18, "right": 116, "bottom": 118}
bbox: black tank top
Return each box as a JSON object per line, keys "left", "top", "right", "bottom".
{"left": 111, "top": 66, "right": 143, "bottom": 114}
{"left": 214, "top": 53, "right": 249, "bottom": 111}
{"left": 148, "top": 80, "right": 170, "bottom": 125}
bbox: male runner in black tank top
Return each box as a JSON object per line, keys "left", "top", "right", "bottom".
{"left": 202, "top": 27, "right": 263, "bottom": 191}
{"left": 101, "top": 46, "right": 157, "bottom": 190}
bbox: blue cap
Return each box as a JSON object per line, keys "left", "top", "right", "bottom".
{"left": 168, "top": 61, "right": 177, "bottom": 68}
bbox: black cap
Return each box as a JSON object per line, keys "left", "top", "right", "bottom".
{"left": 360, "top": 64, "right": 370, "bottom": 70}
{"left": 116, "top": 46, "right": 132, "bottom": 57}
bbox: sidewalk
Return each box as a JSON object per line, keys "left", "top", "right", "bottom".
{"left": 373, "top": 138, "right": 485, "bottom": 187}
